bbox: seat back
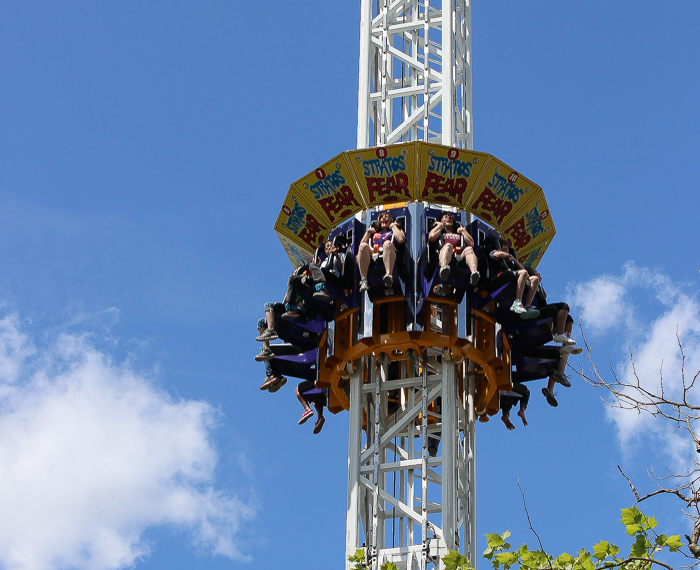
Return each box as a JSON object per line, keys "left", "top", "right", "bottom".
{"left": 273, "top": 304, "right": 327, "bottom": 351}
{"left": 270, "top": 348, "right": 318, "bottom": 381}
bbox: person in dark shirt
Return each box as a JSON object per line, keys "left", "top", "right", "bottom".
{"left": 500, "top": 383, "right": 529, "bottom": 430}
{"left": 295, "top": 379, "right": 328, "bottom": 434}
{"left": 488, "top": 239, "right": 539, "bottom": 317}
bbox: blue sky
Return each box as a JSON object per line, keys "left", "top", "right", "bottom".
{"left": 0, "top": 1, "right": 699, "bottom": 569}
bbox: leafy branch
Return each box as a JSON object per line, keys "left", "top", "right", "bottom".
{"left": 447, "top": 507, "right": 680, "bottom": 570}
{"left": 348, "top": 506, "right": 681, "bottom": 570}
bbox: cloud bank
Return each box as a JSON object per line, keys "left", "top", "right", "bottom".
{"left": 0, "top": 313, "right": 253, "bottom": 570}
{"left": 569, "top": 263, "right": 700, "bottom": 470}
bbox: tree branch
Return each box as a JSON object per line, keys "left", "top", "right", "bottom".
{"left": 518, "top": 476, "right": 552, "bottom": 569}
{"left": 597, "top": 557, "right": 676, "bottom": 570}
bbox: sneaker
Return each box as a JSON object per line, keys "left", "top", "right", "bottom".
{"left": 560, "top": 345, "right": 583, "bottom": 355}
{"left": 359, "top": 279, "right": 369, "bottom": 293}
{"left": 541, "top": 387, "right": 558, "bottom": 407}
{"left": 521, "top": 306, "right": 540, "bottom": 319}
{"left": 298, "top": 408, "right": 314, "bottom": 425}
{"left": 469, "top": 271, "right": 480, "bottom": 286}
{"left": 552, "top": 333, "right": 576, "bottom": 345}
{"left": 383, "top": 274, "right": 393, "bottom": 288}
{"left": 255, "top": 328, "right": 278, "bottom": 342}
{"left": 439, "top": 266, "right": 450, "bottom": 281}
{"left": 313, "top": 284, "right": 330, "bottom": 300}
{"left": 550, "top": 371, "right": 571, "bottom": 388}
{"left": 260, "top": 375, "right": 279, "bottom": 390}
{"left": 282, "top": 308, "right": 300, "bottom": 320}
{"left": 268, "top": 376, "right": 287, "bottom": 393}
{"left": 510, "top": 300, "right": 527, "bottom": 314}
{"left": 312, "top": 416, "right": 326, "bottom": 434}
{"left": 254, "top": 347, "right": 274, "bottom": 362}
{"left": 433, "top": 285, "right": 445, "bottom": 297}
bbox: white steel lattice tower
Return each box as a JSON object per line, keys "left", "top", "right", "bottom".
{"left": 357, "top": 0, "right": 473, "bottom": 150}
{"left": 347, "top": 2, "right": 476, "bottom": 569}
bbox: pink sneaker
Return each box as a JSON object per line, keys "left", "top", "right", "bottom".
{"left": 298, "top": 409, "right": 314, "bottom": 425}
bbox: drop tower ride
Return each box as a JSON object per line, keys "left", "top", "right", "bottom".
{"left": 268, "top": 2, "right": 558, "bottom": 569}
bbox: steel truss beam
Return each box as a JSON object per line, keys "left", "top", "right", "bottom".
{"left": 357, "top": 0, "right": 473, "bottom": 150}
{"left": 345, "top": 349, "right": 476, "bottom": 570}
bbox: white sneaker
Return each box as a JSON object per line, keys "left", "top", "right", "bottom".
{"left": 359, "top": 279, "right": 369, "bottom": 293}
{"left": 439, "top": 266, "right": 450, "bottom": 281}
{"left": 510, "top": 300, "right": 527, "bottom": 314}
{"left": 552, "top": 333, "right": 575, "bottom": 345}
{"left": 560, "top": 345, "right": 583, "bottom": 355}
{"left": 470, "top": 271, "right": 480, "bottom": 286}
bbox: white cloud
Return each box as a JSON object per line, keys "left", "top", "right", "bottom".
{"left": 0, "top": 313, "right": 254, "bottom": 570}
{"left": 569, "top": 274, "right": 628, "bottom": 333}
{"left": 570, "top": 264, "right": 700, "bottom": 471}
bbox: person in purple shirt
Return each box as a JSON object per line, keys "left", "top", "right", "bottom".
{"left": 357, "top": 210, "right": 405, "bottom": 292}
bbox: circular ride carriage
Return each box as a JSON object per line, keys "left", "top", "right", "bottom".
{"left": 271, "top": 141, "right": 556, "bottom": 421}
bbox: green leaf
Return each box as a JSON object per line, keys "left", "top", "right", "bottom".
{"left": 520, "top": 550, "right": 550, "bottom": 569}
{"left": 665, "top": 535, "right": 683, "bottom": 552}
{"left": 621, "top": 506, "right": 640, "bottom": 526}
{"left": 443, "top": 550, "right": 470, "bottom": 570}
{"left": 646, "top": 515, "right": 658, "bottom": 530}
{"left": 348, "top": 548, "right": 367, "bottom": 570}
{"left": 621, "top": 505, "right": 659, "bottom": 536}
{"left": 625, "top": 524, "right": 642, "bottom": 536}
{"left": 486, "top": 532, "right": 505, "bottom": 549}
{"left": 520, "top": 551, "right": 538, "bottom": 567}
{"left": 556, "top": 552, "right": 575, "bottom": 566}
{"left": 592, "top": 540, "right": 610, "bottom": 561}
{"left": 576, "top": 550, "right": 595, "bottom": 570}
{"left": 348, "top": 548, "right": 364, "bottom": 562}
{"left": 494, "top": 551, "right": 518, "bottom": 569}
{"left": 631, "top": 534, "right": 648, "bottom": 557}
{"left": 381, "top": 563, "right": 400, "bottom": 570}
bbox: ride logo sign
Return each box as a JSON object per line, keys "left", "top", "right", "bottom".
{"left": 346, "top": 143, "right": 417, "bottom": 208}
{"left": 275, "top": 231, "right": 316, "bottom": 267}
{"left": 417, "top": 144, "right": 491, "bottom": 209}
{"left": 500, "top": 196, "right": 555, "bottom": 251}
{"left": 467, "top": 157, "right": 541, "bottom": 230}
{"left": 274, "top": 189, "right": 330, "bottom": 252}
{"left": 290, "top": 153, "right": 367, "bottom": 227}
{"left": 517, "top": 238, "right": 551, "bottom": 270}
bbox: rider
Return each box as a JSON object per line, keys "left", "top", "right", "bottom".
{"left": 427, "top": 212, "right": 480, "bottom": 286}
{"left": 489, "top": 238, "right": 540, "bottom": 318}
{"left": 357, "top": 210, "right": 405, "bottom": 293}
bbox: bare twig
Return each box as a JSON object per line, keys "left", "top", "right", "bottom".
{"left": 576, "top": 317, "right": 700, "bottom": 563}
{"left": 518, "top": 476, "right": 552, "bottom": 569}
{"left": 619, "top": 465, "right": 695, "bottom": 504}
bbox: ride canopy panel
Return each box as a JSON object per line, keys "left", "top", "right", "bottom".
{"left": 275, "top": 143, "right": 555, "bottom": 268}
